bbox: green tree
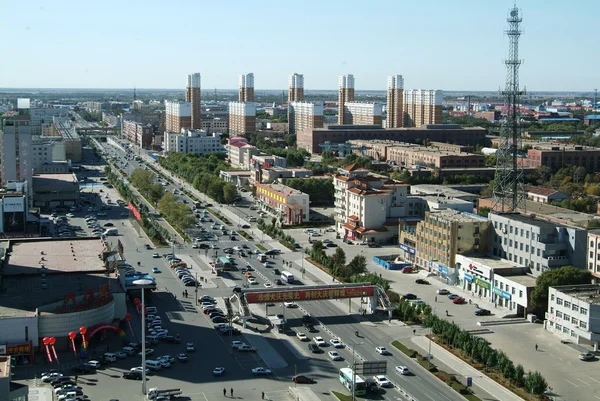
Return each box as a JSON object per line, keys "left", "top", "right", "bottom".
{"left": 524, "top": 371, "right": 547, "bottom": 395}
{"left": 530, "top": 266, "right": 592, "bottom": 315}
{"left": 130, "top": 168, "right": 155, "bottom": 195}
{"left": 478, "top": 206, "right": 491, "bottom": 218}
{"left": 347, "top": 255, "right": 367, "bottom": 276}
{"left": 147, "top": 183, "right": 165, "bottom": 205}
{"left": 223, "top": 183, "right": 237, "bottom": 204}
{"left": 330, "top": 247, "right": 347, "bottom": 268}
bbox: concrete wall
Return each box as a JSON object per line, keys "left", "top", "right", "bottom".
{"left": 0, "top": 315, "right": 39, "bottom": 347}
{"left": 38, "top": 298, "right": 116, "bottom": 337}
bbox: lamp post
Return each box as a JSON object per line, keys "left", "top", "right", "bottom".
{"left": 350, "top": 341, "right": 364, "bottom": 401}
{"left": 133, "top": 278, "right": 154, "bottom": 395}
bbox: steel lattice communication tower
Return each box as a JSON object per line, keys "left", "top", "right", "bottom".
{"left": 493, "top": 6, "right": 526, "bottom": 212}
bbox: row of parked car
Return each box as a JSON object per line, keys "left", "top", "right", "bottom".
{"left": 41, "top": 372, "right": 88, "bottom": 401}
{"left": 173, "top": 263, "right": 198, "bottom": 287}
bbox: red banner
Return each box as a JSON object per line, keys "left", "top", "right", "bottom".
{"left": 128, "top": 202, "right": 141, "bottom": 221}
{"left": 245, "top": 286, "right": 375, "bottom": 304}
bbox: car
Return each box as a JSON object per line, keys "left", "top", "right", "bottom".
{"left": 176, "top": 353, "right": 188, "bottom": 362}
{"left": 212, "top": 316, "right": 227, "bottom": 323}
{"left": 415, "top": 279, "right": 430, "bottom": 285}
{"left": 209, "top": 311, "right": 225, "bottom": 319}
{"left": 130, "top": 366, "right": 150, "bottom": 375}
{"left": 184, "top": 280, "right": 197, "bottom": 287}
{"left": 115, "top": 351, "right": 128, "bottom": 359}
{"left": 264, "top": 282, "right": 272, "bottom": 288}
{"left": 308, "top": 343, "right": 323, "bottom": 353}
{"left": 66, "top": 213, "right": 75, "bottom": 218}
{"left": 84, "top": 360, "right": 102, "bottom": 369}
{"left": 186, "top": 342, "right": 195, "bottom": 352}
{"left": 284, "top": 301, "right": 298, "bottom": 308}
{"left": 152, "top": 253, "right": 160, "bottom": 258}
{"left": 55, "top": 384, "right": 82, "bottom": 394}
{"left": 475, "top": 309, "right": 491, "bottom": 316}
{"left": 123, "top": 371, "right": 143, "bottom": 380}
{"left": 152, "top": 267, "right": 160, "bottom": 273}
{"left": 302, "top": 314, "right": 313, "bottom": 323}
{"left": 50, "top": 378, "right": 75, "bottom": 387}
{"left": 238, "top": 344, "right": 256, "bottom": 352}
{"left": 403, "top": 293, "right": 417, "bottom": 300}
{"left": 437, "top": 289, "right": 450, "bottom": 295}
{"left": 373, "top": 375, "right": 392, "bottom": 387}
{"left": 252, "top": 367, "right": 272, "bottom": 376}
{"left": 247, "top": 277, "right": 257, "bottom": 284}
{"left": 330, "top": 338, "right": 344, "bottom": 348}
{"left": 138, "top": 349, "right": 154, "bottom": 357}
{"left": 304, "top": 324, "right": 318, "bottom": 333}
{"left": 368, "top": 243, "right": 381, "bottom": 248}
{"left": 199, "top": 295, "right": 216, "bottom": 302}
{"left": 375, "top": 346, "right": 389, "bottom": 355}
{"left": 447, "top": 293, "right": 459, "bottom": 300}
{"left": 273, "top": 269, "right": 281, "bottom": 275}
{"left": 104, "top": 222, "right": 114, "bottom": 227}
{"left": 453, "top": 297, "right": 466, "bottom": 304}
{"left": 579, "top": 352, "right": 595, "bottom": 361}
{"left": 158, "top": 355, "right": 175, "bottom": 363}
{"left": 144, "top": 244, "right": 152, "bottom": 250}
{"left": 72, "top": 364, "right": 94, "bottom": 374}
{"left": 395, "top": 366, "right": 410, "bottom": 375}
{"left": 326, "top": 243, "right": 337, "bottom": 248}
{"left": 213, "top": 367, "right": 225, "bottom": 376}
{"left": 42, "top": 372, "right": 64, "bottom": 382}
{"left": 292, "top": 375, "right": 315, "bottom": 384}
{"left": 328, "top": 351, "right": 343, "bottom": 361}
{"left": 313, "top": 337, "right": 326, "bottom": 346}
{"left": 296, "top": 332, "right": 308, "bottom": 341}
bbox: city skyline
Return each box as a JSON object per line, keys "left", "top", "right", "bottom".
{"left": 1, "top": 0, "right": 598, "bottom": 91}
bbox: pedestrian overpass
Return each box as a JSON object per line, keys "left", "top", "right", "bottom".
{"left": 228, "top": 282, "right": 392, "bottom": 325}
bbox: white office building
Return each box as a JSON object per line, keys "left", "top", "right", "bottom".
{"left": 163, "top": 128, "right": 222, "bottom": 155}
{"left": 546, "top": 284, "right": 600, "bottom": 350}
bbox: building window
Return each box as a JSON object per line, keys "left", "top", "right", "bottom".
{"left": 550, "top": 307, "right": 554, "bottom": 314}
{"left": 563, "top": 327, "right": 570, "bottom": 334}
{"left": 520, "top": 228, "right": 524, "bottom": 236}
{"left": 581, "top": 307, "right": 588, "bottom": 315}
{"left": 509, "top": 239, "right": 513, "bottom": 247}
{"left": 580, "top": 321, "right": 588, "bottom": 329}
{"left": 556, "top": 298, "right": 563, "bottom": 305}
{"left": 510, "top": 226, "right": 513, "bottom": 233}
{"left": 556, "top": 324, "right": 562, "bottom": 331}
{"left": 525, "top": 245, "right": 529, "bottom": 252}
{"left": 572, "top": 304, "right": 579, "bottom": 312}
{"left": 526, "top": 231, "right": 529, "bottom": 239}
{"left": 519, "top": 290, "right": 523, "bottom": 298}
{"left": 572, "top": 317, "right": 578, "bottom": 325}
{"left": 564, "top": 301, "right": 571, "bottom": 308}
{"left": 563, "top": 313, "right": 570, "bottom": 321}
{"left": 556, "top": 311, "right": 562, "bottom": 318}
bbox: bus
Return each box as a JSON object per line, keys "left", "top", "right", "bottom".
{"left": 339, "top": 368, "right": 366, "bottom": 396}
{"left": 281, "top": 271, "right": 295, "bottom": 284}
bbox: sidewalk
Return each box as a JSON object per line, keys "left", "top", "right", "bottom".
{"left": 411, "top": 336, "right": 525, "bottom": 401}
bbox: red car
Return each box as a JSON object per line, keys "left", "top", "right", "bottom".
{"left": 453, "top": 297, "right": 465, "bottom": 304}
{"left": 292, "top": 375, "right": 315, "bottom": 384}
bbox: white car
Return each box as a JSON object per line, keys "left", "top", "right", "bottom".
{"left": 55, "top": 384, "right": 82, "bottom": 394}
{"left": 328, "top": 351, "right": 343, "bottom": 361}
{"left": 283, "top": 301, "right": 297, "bottom": 308}
{"left": 233, "top": 246, "right": 242, "bottom": 251}
{"left": 247, "top": 277, "right": 257, "bottom": 284}
{"left": 296, "top": 332, "right": 308, "bottom": 341}
{"left": 42, "top": 372, "right": 64, "bottom": 382}
{"left": 231, "top": 341, "right": 245, "bottom": 350}
{"left": 264, "top": 282, "right": 272, "bottom": 288}
{"left": 66, "top": 213, "right": 75, "bottom": 218}
{"left": 252, "top": 367, "right": 272, "bottom": 376}
{"left": 177, "top": 353, "right": 188, "bottom": 362}
{"left": 138, "top": 349, "right": 154, "bottom": 357}
{"left": 213, "top": 367, "right": 225, "bottom": 376}
{"left": 395, "top": 366, "right": 410, "bottom": 375}
{"left": 84, "top": 360, "right": 102, "bottom": 369}
{"left": 375, "top": 346, "right": 389, "bottom": 355}
{"left": 131, "top": 366, "right": 150, "bottom": 374}
{"left": 374, "top": 375, "right": 392, "bottom": 387}
{"left": 186, "top": 342, "right": 195, "bottom": 352}
{"left": 330, "top": 338, "right": 344, "bottom": 348}
{"left": 313, "top": 337, "right": 326, "bottom": 346}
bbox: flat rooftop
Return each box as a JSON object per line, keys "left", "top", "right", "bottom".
{"left": 553, "top": 284, "right": 600, "bottom": 305}
{"left": 411, "top": 184, "right": 478, "bottom": 199}
{"left": 4, "top": 237, "right": 108, "bottom": 276}
{"left": 459, "top": 254, "right": 523, "bottom": 272}
{"left": 428, "top": 209, "right": 487, "bottom": 222}
{"left": 492, "top": 212, "right": 584, "bottom": 232}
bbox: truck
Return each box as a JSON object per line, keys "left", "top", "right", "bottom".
{"left": 257, "top": 254, "right": 267, "bottom": 263}
{"left": 147, "top": 388, "right": 182, "bottom": 400}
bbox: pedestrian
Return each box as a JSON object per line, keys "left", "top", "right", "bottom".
{"left": 435, "top": 296, "right": 438, "bottom": 302}
{"left": 223, "top": 388, "right": 227, "bottom": 397}
{"left": 413, "top": 329, "right": 416, "bottom": 336}
{"left": 535, "top": 344, "right": 538, "bottom": 351}
{"left": 75, "top": 375, "right": 78, "bottom": 383}
{"left": 230, "top": 388, "right": 234, "bottom": 398}
{"left": 445, "top": 310, "right": 449, "bottom": 316}
{"left": 262, "top": 391, "right": 265, "bottom": 400}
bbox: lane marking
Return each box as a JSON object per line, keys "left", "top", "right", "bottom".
{"left": 577, "top": 378, "right": 590, "bottom": 386}
{"left": 565, "top": 379, "right": 580, "bottom": 387}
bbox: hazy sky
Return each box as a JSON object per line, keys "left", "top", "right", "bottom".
{"left": 1, "top": 0, "right": 597, "bottom": 91}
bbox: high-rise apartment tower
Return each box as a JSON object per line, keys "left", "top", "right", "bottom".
{"left": 239, "top": 73, "right": 255, "bottom": 102}
{"left": 403, "top": 89, "right": 443, "bottom": 128}
{"left": 386, "top": 75, "right": 404, "bottom": 128}
{"left": 288, "top": 73, "right": 304, "bottom": 103}
{"left": 187, "top": 73, "right": 202, "bottom": 130}
{"left": 338, "top": 74, "right": 355, "bottom": 125}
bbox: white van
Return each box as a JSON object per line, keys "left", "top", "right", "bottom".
{"left": 145, "top": 360, "right": 162, "bottom": 371}
{"left": 103, "top": 353, "right": 117, "bottom": 362}
{"left": 146, "top": 335, "right": 159, "bottom": 344}
{"left": 104, "top": 228, "right": 118, "bottom": 236}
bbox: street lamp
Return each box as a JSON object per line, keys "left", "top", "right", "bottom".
{"left": 350, "top": 341, "right": 364, "bottom": 401}
{"left": 133, "top": 278, "right": 154, "bottom": 395}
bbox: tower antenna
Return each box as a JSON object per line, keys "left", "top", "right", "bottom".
{"left": 493, "top": 6, "right": 526, "bottom": 213}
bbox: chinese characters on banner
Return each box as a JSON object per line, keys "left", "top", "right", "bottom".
{"left": 245, "top": 286, "right": 375, "bottom": 304}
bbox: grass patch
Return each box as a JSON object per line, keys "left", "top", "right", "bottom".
{"left": 331, "top": 391, "right": 352, "bottom": 401}
{"left": 392, "top": 340, "right": 418, "bottom": 358}
{"left": 206, "top": 207, "right": 232, "bottom": 226}
{"left": 238, "top": 230, "right": 252, "bottom": 241}
{"left": 255, "top": 244, "right": 267, "bottom": 251}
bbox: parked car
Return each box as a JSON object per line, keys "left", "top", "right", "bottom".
{"left": 437, "top": 289, "right": 450, "bottom": 295}
{"left": 579, "top": 352, "right": 595, "bottom": 361}
{"left": 474, "top": 309, "right": 491, "bottom": 316}
{"left": 415, "top": 279, "right": 430, "bottom": 285}
{"left": 292, "top": 375, "right": 315, "bottom": 383}
{"left": 453, "top": 297, "right": 466, "bottom": 304}
{"left": 252, "top": 367, "right": 272, "bottom": 376}
{"left": 403, "top": 293, "right": 417, "bottom": 300}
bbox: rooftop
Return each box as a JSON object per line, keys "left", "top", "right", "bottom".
{"left": 427, "top": 209, "right": 488, "bottom": 223}
{"left": 257, "top": 182, "right": 308, "bottom": 197}
{"left": 524, "top": 186, "right": 563, "bottom": 197}
{"left": 491, "top": 212, "right": 584, "bottom": 231}
{"left": 552, "top": 284, "right": 600, "bottom": 305}
{"left": 33, "top": 173, "right": 79, "bottom": 193}
{"left": 411, "top": 184, "right": 478, "bottom": 199}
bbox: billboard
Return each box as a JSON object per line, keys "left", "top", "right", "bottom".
{"left": 3, "top": 197, "right": 25, "bottom": 213}
{"left": 128, "top": 202, "right": 141, "bottom": 221}
{"left": 245, "top": 285, "right": 375, "bottom": 304}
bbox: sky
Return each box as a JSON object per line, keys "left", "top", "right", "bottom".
{"left": 1, "top": 0, "right": 598, "bottom": 92}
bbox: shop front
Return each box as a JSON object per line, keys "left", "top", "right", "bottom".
{"left": 0, "top": 342, "right": 34, "bottom": 365}
{"left": 429, "top": 261, "right": 457, "bottom": 285}
{"left": 474, "top": 277, "right": 491, "bottom": 299}
{"left": 399, "top": 243, "right": 416, "bottom": 264}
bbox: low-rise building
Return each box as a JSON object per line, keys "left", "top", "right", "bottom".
{"left": 455, "top": 254, "right": 536, "bottom": 315}
{"left": 202, "top": 118, "right": 228, "bottom": 134}
{"left": 586, "top": 231, "right": 600, "bottom": 283}
{"left": 259, "top": 167, "right": 312, "bottom": 183}
{"left": 219, "top": 170, "right": 252, "bottom": 188}
{"left": 102, "top": 112, "right": 121, "bottom": 127}
{"left": 386, "top": 143, "right": 484, "bottom": 169}
{"left": 32, "top": 173, "right": 80, "bottom": 210}
{"left": 410, "top": 184, "right": 479, "bottom": 209}
{"left": 524, "top": 186, "right": 569, "bottom": 204}
{"left": 489, "top": 212, "right": 587, "bottom": 276}
{"left": 521, "top": 143, "right": 600, "bottom": 172}
{"left": 255, "top": 182, "right": 309, "bottom": 225}
{"left": 0, "top": 356, "right": 28, "bottom": 401}
{"left": 227, "top": 136, "right": 258, "bottom": 169}
{"left": 414, "top": 209, "right": 491, "bottom": 281}
{"left": 163, "top": 129, "right": 221, "bottom": 155}
{"left": 49, "top": 117, "right": 82, "bottom": 162}
{"left": 546, "top": 284, "right": 600, "bottom": 350}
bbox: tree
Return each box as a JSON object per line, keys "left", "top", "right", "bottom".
{"left": 347, "top": 255, "right": 367, "bottom": 276}
{"left": 530, "top": 266, "right": 592, "bottom": 315}
{"left": 330, "top": 247, "right": 346, "bottom": 268}
{"left": 147, "top": 183, "right": 165, "bottom": 205}
{"left": 130, "top": 168, "right": 155, "bottom": 195}
{"left": 478, "top": 206, "right": 491, "bottom": 218}
{"left": 524, "top": 371, "right": 547, "bottom": 395}
{"left": 223, "top": 183, "right": 237, "bottom": 204}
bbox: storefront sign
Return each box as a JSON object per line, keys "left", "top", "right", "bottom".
{"left": 246, "top": 286, "right": 375, "bottom": 304}
{"left": 475, "top": 278, "right": 491, "bottom": 290}
{"left": 464, "top": 273, "right": 473, "bottom": 282}
{"left": 7, "top": 343, "right": 31, "bottom": 355}
{"left": 3, "top": 197, "right": 25, "bottom": 212}
{"left": 430, "top": 261, "right": 449, "bottom": 275}
{"left": 399, "top": 243, "right": 416, "bottom": 255}
{"left": 493, "top": 287, "right": 511, "bottom": 300}
{"left": 468, "top": 263, "right": 485, "bottom": 276}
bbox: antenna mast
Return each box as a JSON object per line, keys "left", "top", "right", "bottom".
{"left": 493, "top": 6, "right": 525, "bottom": 213}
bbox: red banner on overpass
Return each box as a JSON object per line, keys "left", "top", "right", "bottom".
{"left": 245, "top": 285, "right": 374, "bottom": 304}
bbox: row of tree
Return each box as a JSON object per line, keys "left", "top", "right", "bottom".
{"left": 157, "top": 152, "right": 238, "bottom": 204}
{"left": 424, "top": 314, "right": 548, "bottom": 396}
{"left": 307, "top": 241, "right": 389, "bottom": 290}
{"left": 157, "top": 193, "right": 195, "bottom": 232}
{"left": 129, "top": 168, "right": 165, "bottom": 205}
{"left": 257, "top": 218, "right": 296, "bottom": 250}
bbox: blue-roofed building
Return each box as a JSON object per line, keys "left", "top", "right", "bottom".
{"left": 584, "top": 115, "right": 600, "bottom": 126}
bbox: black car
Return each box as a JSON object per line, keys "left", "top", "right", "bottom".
{"left": 475, "top": 309, "right": 491, "bottom": 316}
{"left": 403, "top": 293, "right": 418, "bottom": 300}
{"left": 163, "top": 335, "right": 181, "bottom": 344}
{"left": 51, "top": 377, "right": 74, "bottom": 386}
{"left": 273, "top": 269, "right": 281, "bottom": 275}
{"left": 368, "top": 243, "right": 381, "bottom": 248}
{"left": 123, "top": 371, "right": 143, "bottom": 380}
{"left": 144, "top": 244, "right": 152, "bottom": 250}
{"left": 230, "top": 236, "right": 237, "bottom": 241}
{"left": 72, "top": 364, "right": 95, "bottom": 374}
{"left": 198, "top": 243, "right": 210, "bottom": 249}
{"left": 302, "top": 314, "right": 313, "bottom": 323}
{"left": 304, "top": 324, "right": 318, "bottom": 333}
{"left": 242, "top": 224, "right": 250, "bottom": 229}
{"left": 205, "top": 203, "right": 213, "bottom": 207}
{"left": 308, "top": 343, "right": 323, "bottom": 353}
{"left": 415, "top": 279, "right": 430, "bottom": 285}
{"left": 209, "top": 311, "right": 226, "bottom": 319}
